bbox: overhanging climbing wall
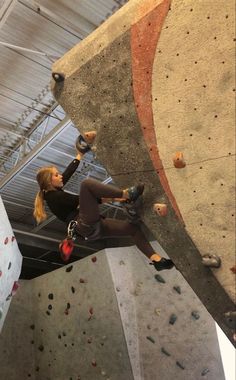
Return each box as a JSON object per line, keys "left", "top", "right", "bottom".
{"left": 51, "top": 0, "right": 235, "bottom": 344}
{"left": 0, "top": 247, "right": 225, "bottom": 379}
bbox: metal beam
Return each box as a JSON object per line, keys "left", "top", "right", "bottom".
{"left": 0, "top": 0, "right": 17, "bottom": 29}
{"left": 14, "top": 228, "right": 97, "bottom": 254}
{"left": 0, "top": 116, "right": 71, "bottom": 189}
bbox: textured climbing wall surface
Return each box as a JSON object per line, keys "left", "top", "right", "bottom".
{"left": 0, "top": 247, "right": 225, "bottom": 380}
{"left": 0, "top": 196, "right": 22, "bottom": 332}
{"left": 151, "top": 0, "right": 235, "bottom": 302}
{"left": 107, "top": 244, "right": 225, "bottom": 380}
{"left": 30, "top": 251, "right": 133, "bottom": 380}
{"left": 0, "top": 280, "right": 35, "bottom": 380}
{"left": 51, "top": 0, "right": 235, "bottom": 344}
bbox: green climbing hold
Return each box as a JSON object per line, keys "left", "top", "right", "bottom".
{"left": 161, "top": 347, "right": 171, "bottom": 356}
{"left": 146, "top": 336, "right": 155, "bottom": 344}
{"left": 169, "top": 314, "right": 177, "bottom": 325}
{"left": 173, "top": 286, "right": 181, "bottom": 294}
{"left": 155, "top": 274, "right": 166, "bottom": 283}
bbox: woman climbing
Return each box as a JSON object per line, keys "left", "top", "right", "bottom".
{"left": 33, "top": 135, "right": 174, "bottom": 272}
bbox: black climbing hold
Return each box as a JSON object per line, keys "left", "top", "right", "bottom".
{"left": 169, "top": 314, "right": 177, "bottom": 325}
{"left": 38, "top": 345, "right": 44, "bottom": 352}
{"left": 161, "top": 347, "right": 171, "bottom": 356}
{"left": 154, "top": 274, "right": 166, "bottom": 283}
{"left": 146, "top": 336, "right": 155, "bottom": 344}
{"left": 30, "top": 324, "right": 35, "bottom": 330}
{"left": 173, "top": 286, "right": 181, "bottom": 294}
{"left": 52, "top": 72, "right": 65, "bottom": 83}
{"left": 62, "top": 331, "right": 66, "bottom": 336}
{"left": 191, "top": 311, "right": 200, "bottom": 320}
{"left": 48, "top": 305, "right": 52, "bottom": 310}
{"left": 48, "top": 293, "right": 54, "bottom": 300}
{"left": 38, "top": 293, "right": 41, "bottom": 297}
{"left": 58, "top": 334, "right": 61, "bottom": 339}
{"left": 71, "top": 286, "right": 75, "bottom": 293}
{"left": 67, "top": 302, "right": 71, "bottom": 309}
{"left": 8, "top": 262, "right": 11, "bottom": 270}
{"left": 66, "top": 265, "right": 73, "bottom": 272}
{"left": 201, "top": 368, "right": 210, "bottom": 376}
{"left": 176, "top": 361, "right": 185, "bottom": 370}
{"left": 46, "top": 311, "right": 51, "bottom": 316}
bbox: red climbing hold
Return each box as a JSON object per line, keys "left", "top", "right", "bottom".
{"left": 230, "top": 266, "right": 236, "bottom": 274}
{"left": 91, "top": 256, "right": 97, "bottom": 263}
{"left": 11, "top": 236, "right": 15, "bottom": 242}
{"left": 4, "top": 237, "right": 8, "bottom": 245}
{"left": 12, "top": 281, "right": 19, "bottom": 295}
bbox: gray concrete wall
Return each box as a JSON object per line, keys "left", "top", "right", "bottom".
{"left": 0, "top": 246, "right": 225, "bottom": 380}
{"left": 51, "top": 0, "right": 235, "bottom": 344}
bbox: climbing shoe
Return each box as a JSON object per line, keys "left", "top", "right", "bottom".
{"left": 52, "top": 72, "right": 65, "bottom": 83}
{"left": 150, "top": 258, "right": 174, "bottom": 271}
{"left": 126, "top": 184, "right": 144, "bottom": 203}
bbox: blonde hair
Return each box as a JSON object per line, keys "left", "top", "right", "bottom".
{"left": 33, "top": 166, "right": 55, "bottom": 224}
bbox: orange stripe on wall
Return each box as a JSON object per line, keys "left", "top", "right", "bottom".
{"left": 131, "top": 0, "right": 184, "bottom": 222}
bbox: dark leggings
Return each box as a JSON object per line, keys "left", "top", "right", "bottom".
{"left": 78, "top": 178, "right": 155, "bottom": 258}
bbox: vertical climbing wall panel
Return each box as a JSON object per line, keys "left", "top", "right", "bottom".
{"left": 0, "top": 196, "right": 22, "bottom": 332}
{"left": 51, "top": 0, "right": 235, "bottom": 344}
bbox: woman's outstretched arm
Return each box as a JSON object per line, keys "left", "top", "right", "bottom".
{"left": 62, "top": 152, "right": 84, "bottom": 185}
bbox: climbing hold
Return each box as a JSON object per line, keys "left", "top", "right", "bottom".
{"left": 84, "top": 131, "right": 97, "bottom": 144}
{"left": 87, "top": 337, "right": 92, "bottom": 344}
{"left": 169, "top": 314, "right": 177, "bottom": 325}
{"left": 52, "top": 72, "right": 65, "bottom": 82}
{"left": 4, "top": 237, "right": 8, "bottom": 245}
{"left": 230, "top": 266, "right": 236, "bottom": 274}
{"left": 66, "top": 265, "right": 73, "bottom": 272}
{"left": 202, "top": 254, "right": 221, "bottom": 268}
{"left": 79, "top": 278, "right": 86, "bottom": 283}
{"left": 30, "top": 324, "right": 35, "bottom": 330}
{"left": 119, "top": 260, "right": 125, "bottom": 265}
{"left": 48, "top": 293, "right": 54, "bottom": 300}
{"left": 155, "top": 274, "right": 166, "bottom": 283}
{"left": 8, "top": 262, "right": 11, "bottom": 270}
{"left": 161, "top": 347, "right": 171, "bottom": 356}
{"left": 155, "top": 308, "right": 161, "bottom": 316}
{"left": 173, "top": 152, "right": 186, "bottom": 168}
{"left": 0, "top": 270, "right": 2, "bottom": 277}
{"left": 173, "top": 286, "right": 181, "bottom": 294}
{"left": 191, "top": 311, "right": 200, "bottom": 320}
{"left": 91, "top": 256, "right": 97, "bottom": 263}
{"left": 176, "top": 361, "right": 185, "bottom": 370}
{"left": 201, "top": 368, "right": 210, "bottom": 376}
{"left": 46, "top": 310, "right": 51, "bottom": 316}
{"left": 116, "top": 287, "right": 121, "bottom": 292}
{"left": 48, "top": 305, "right": 52, "bottom": 310}
{"left": 146, "top": 336, "right": 155, "bottom": 344}
{"left": 153, "top": 203, "right": 168, "bottom": 216}
{"left": 11, "top": 281, "right": 19, "bottom": 295}
{"left": 91, "top": 359, "right": 97, "bottom": 367}
{"left": 71, "top": 286, "right": 75, "bottom": 293}
{"left": 11, "top": 236, "right": 15, "bottom": 242}
{"left": 38, "top": 345, "right": 44, "bottom": 352}
{"left": 224, "top": 311, "right": 236, "bottom": 329}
